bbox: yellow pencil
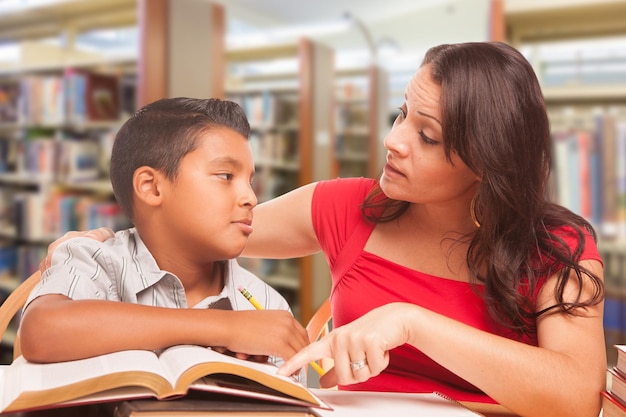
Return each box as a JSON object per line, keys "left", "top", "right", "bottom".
{"left": 237, "top": 286, "right": 326, "bottom": 377}
{"left": 238, "top": 286, "right": 264, "bottom": 310}
{"left": 307, "top": 357, "right": 327, "bottom": 377}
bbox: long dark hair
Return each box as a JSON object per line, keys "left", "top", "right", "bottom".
{"left": 362, "top": 42, "right": 603, "bottom": 335}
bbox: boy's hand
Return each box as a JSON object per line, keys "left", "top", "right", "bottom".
{"left": 211, "top": 347, "right": 269, "bottom": 363}
{"left": 224, "top": 310, "right": 309, "bottom": 360}
{"left": 40, "top": 227, "right": 115, "bottom": 273}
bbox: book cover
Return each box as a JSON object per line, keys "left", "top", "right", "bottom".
{"left": 616, "top": 345, "right": 626, "bottom": 375}
{"left": 552, "top": 131, "right": 572, "bottom": 211}
{"left": 0, "top": 345, "right": 330, "bottom": 414}
{"left": 57, "top": 139, "right": 100, "bottom": 183}
{"left": 87, "top": 72, "right": 119, "bottom": 121}
{"left": 609, "top": 367, "right": 626, "bottom": 406}
{"left": 616, "top": 122, "right": 626, "bottom": 239}
{"left": 605, "top": 290, "right": 625, "bottom": 366}
{"left": 577, "top": 130, "right": 591, "bottom": 219}
{"left": 602, "top": 115, "right": 618, "bottom": 236}
{"left": 113, "top": 395, "right": 321, "bottom": 417}
{"left": 590, "top": 114, "right": 604, "bottom": 226}
{"left": 0, "top": 81, "right": 20, "bottom": 123}
{"left": 602, "top": 391, "right": 626, "bottom": 417}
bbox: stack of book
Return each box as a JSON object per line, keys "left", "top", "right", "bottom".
{"left": 603, "top": 345, "right": 626, "bottom": 416}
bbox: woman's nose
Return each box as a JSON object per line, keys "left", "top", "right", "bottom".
{"left": 383, "top": 126, "right": 409, "bottom": 156}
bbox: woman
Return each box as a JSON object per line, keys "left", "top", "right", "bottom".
{"left": 42, "top": 42, "right": 605, "bottom": 417}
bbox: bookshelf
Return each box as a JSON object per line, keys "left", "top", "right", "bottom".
{"left": 333, "top": 66, "right": 388, "bottom": 179}
{"left": 506, "top": 1, "right": 626, "bottom": 367}
{"left": 0, "top": 0, "right": 227, "bottom": 360}
{"left": 0, "top": 0, "right": 140, "bottom": 360}
{"left": 226, "top": 39, "right": 334, "bottom": 324}
{"left": 0, "top": 63, "right": 135, "bottom": 272}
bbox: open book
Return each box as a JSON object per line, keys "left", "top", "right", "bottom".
{"left": 0, "top": 345, "right": 330, "bottom": 414}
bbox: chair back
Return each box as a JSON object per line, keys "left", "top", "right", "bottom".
{"left": 305, "top": 298, "right": 335, "bottom": 377}
{"left": 0, "top": 271, "right": 41, "bottom": 360}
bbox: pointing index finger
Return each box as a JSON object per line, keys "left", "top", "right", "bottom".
{"left": 277, "top": 339, "right": 330, "bottom": 377}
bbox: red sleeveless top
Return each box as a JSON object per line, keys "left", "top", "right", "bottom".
{"left": 311, "top": 177, "right": 602, "bottom": 403}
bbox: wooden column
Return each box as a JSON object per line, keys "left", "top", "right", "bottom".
{"left": 298, "top": 38, "right": 334, "bottom": 324}
{"left": 368, "top": 65, "right": 388, "bottom": 179}
{"left": 489, "top": 0, "right": 505, "bottom": 42}
{"left": 137, "top": 0, "right": 225, "bottom": 107}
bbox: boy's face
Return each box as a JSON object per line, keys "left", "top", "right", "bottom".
{"left": 160, "top": 127, "right": 257, "bottom": 262}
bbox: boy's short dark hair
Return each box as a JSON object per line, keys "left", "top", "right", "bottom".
{"left": 110, "top": 97, "right": 250, "bottom": 221}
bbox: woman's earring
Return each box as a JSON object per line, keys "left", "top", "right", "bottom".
{"left": 470, "top": 194, "right": 481, "bottom": 228}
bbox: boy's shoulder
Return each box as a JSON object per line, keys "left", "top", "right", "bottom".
{"left": 51, "top": 228, "right": 152, "bottom": 273}
{"left": 55, "top": 228, "right": 135, "bottom": 255}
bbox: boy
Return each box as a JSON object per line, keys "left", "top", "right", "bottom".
{"left": 19, "top": 98, "right": 309, "bottom": 363}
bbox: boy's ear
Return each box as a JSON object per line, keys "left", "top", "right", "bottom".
{"left": 133, "top": 166, "right": 164, "bottom": 207}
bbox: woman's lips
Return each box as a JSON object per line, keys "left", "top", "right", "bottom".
{"left": 383, "top": 162, "right": 405, "bottom": 178}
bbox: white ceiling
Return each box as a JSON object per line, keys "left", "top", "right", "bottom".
{"left": 217, "top": 0, "right": 493, "bottom": 71}
{"left": 216, "top": 0, "right": 626, "bottom": 26}
{"left": 215, "top": 0, "right": 447, "bottom": 27}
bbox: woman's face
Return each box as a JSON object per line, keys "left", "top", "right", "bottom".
{"left": 380, "top": 65, "right": 480, "bottom": 205}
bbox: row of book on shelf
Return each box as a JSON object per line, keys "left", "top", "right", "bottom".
{"left": 0, "top": 189, "right": 131, "bottom": 281}
{"left": 0, "top": 123, "right": 116, "bottom": 179}
{"left": 551, "top": 114, "right": 626, "bottom": 240}
{"left": 228, "top": 91, "right": 298, "bottom": 128}
{"left": 0, "top": 70, "right": 126, "bottom": 125}
{"left": 1, "top": 136, "right": 102, "bottom": 183}
{"left": 0, "top": 244, "right": 45, "bottom": 289}
{"left": 249, "top": 130, "right": 299, "bottom": 168}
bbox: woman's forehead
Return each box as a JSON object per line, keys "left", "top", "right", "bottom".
{"left": 405, "top": 66, "right": 441, "bottom": 118}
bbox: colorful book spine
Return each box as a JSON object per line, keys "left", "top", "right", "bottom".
{"left": 617, "top": 122, "right": 626, "bottom": 239}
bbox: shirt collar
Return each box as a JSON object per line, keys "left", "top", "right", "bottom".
{"left": 130, "top": 229, "right": 235, "bottom": 309}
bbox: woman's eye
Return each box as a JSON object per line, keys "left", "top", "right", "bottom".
{"left": 392, "top": 107, "right": 406, "bottom": 125}
{"left": 418, "top": 130, "right": 438, "bottom": 145}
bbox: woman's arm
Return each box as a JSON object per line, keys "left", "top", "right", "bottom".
{"left": 40, "top": 182, "right": 322, "bottom": 270}
{"left": 242, "top": 182, "right": 321, "bottom": 259}
{"left": 19, "top": 294, "right": 310, "bottom": 363}
{"left": 279, "top": 259, "right": 605, "bottom": 417}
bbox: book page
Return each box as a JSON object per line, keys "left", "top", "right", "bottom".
{"left": 1, "top": 351, "right": 165, "bottom": 411}
{"left": 158, "top": 345, "right": 283, "bottom": 385}
{"left": 157, "top": 345, "right": 328, "bottom": 407}
{"left": 187, "top": 376, "right": 329, "bottom": 409}
{"left": 0, "top": 365, "right": 5, "bottom": 408}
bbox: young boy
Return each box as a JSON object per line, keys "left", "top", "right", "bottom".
{"left": 19, "top": 97, "right": 309, "bottom": 364}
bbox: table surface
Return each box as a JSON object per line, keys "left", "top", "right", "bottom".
{"left": 0, "top": 398, "right": 520, "bottom": 417}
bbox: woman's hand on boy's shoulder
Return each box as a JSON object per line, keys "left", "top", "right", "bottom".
{"left": 40, "top": 227, "right": 115, "bottom": 274}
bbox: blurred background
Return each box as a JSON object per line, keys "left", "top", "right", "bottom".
{"left": 0, "top": 0, "right": 624, "bottom": 363}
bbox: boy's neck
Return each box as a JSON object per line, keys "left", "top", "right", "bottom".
{"left": 134, "top": 227, "right": 226, "bottom": 303}
{"left": 184, "top": 261, "right": 225, "bottom": 307}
